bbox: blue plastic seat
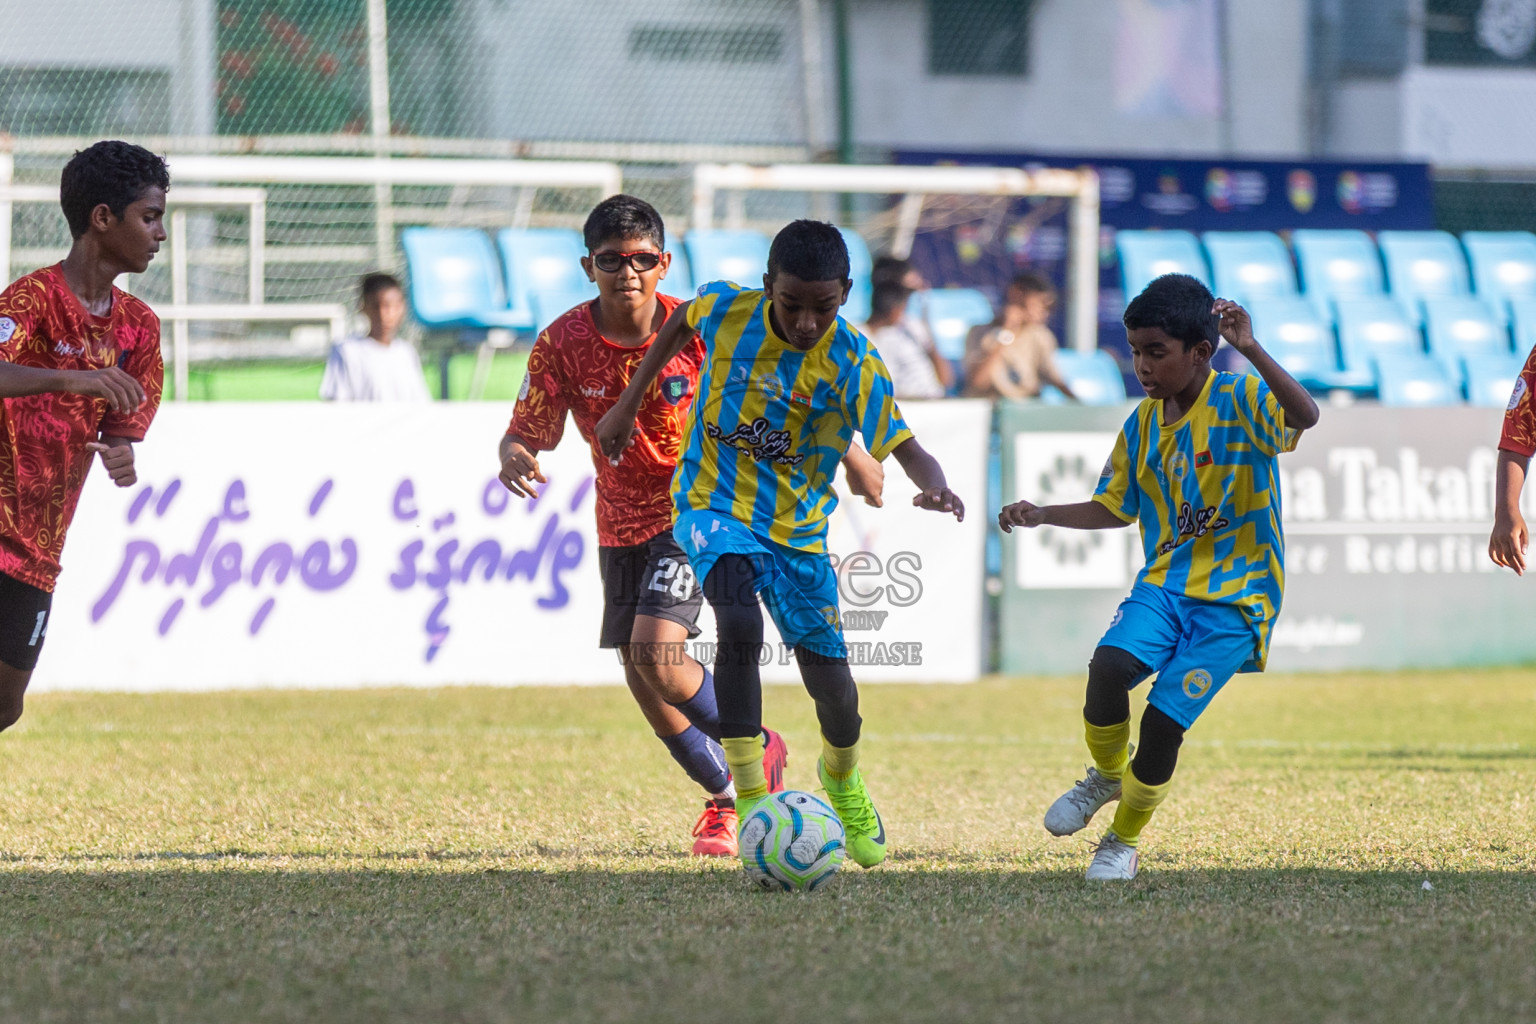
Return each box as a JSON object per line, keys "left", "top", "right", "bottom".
{"left": 1463, "top": 351, "right": 1527, "bottom": 407}
{"left": 1423, "top": 297, "right": 1510, "bottom": 381}
{"left": 1116, "top": 230, "right": 1211, "bottom": 298}
{"left": 1335, "top": 297, "right": 1424, "bottom": 382}
{"left": 1377, "top": 230, "right": 1470, "bottom": 322}
{"left": 496, "top": 229, "right": 594, "bottom": 332}
{"left": 684, "top": 229, "right": 772, "bottom": 291}
{"left": 1375, "top": 352, "right": 1460, "bottom": 406}
{"left": 1291, "top": 229, "right": 1385, "bottom": 319}
{"left": 662, "top": 244, "right": 695, "bottom": 300}
{"left": 1202, "top": 232, "right": 1297, "bottom": 304}
{"left": 922, "top": 288, "right": 995, "bottom": 361}
{"left": 400, "top": 228, "right": 525, "bottom": 331}
{"left": 1510, "top": 298, "right": 1536, "bottom": 355}
{"left": 531, "top": 289, "right": 597, "bottom": 334}
{"left": 838, "top": 227, "right": 874, "bottom": 325}
{"left": 1462, "top": 231, "right": 1536, "bottom": 323}
{"left": 1245, "top": 296, "right": 1354, "bottom": 388}
{"left": 1043, "top": 349, "right": 1127, "bottom": 406}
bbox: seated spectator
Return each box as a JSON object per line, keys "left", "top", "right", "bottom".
{"left": 865, "top": 281, "right": 952, "bottom": 399}
{"left": 872, "top": 255, "right": 927, "bottom": 293}
{"left": 320, "top": 272, "right": 432, "bottom": 402}
{"left": 963, "top": 272, "right": 1077, "bottom": 401}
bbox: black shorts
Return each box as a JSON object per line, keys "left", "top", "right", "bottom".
{"left": 598, "top": 531, "right": 704, "bottom": 649}
{"left": 0, "top": 571, "right": 53, "bottom": 672}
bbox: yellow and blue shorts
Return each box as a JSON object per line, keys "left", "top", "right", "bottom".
{"left": 674, "top": 509, "right": 847, "bottom": 660}
{"left": 1099, "top": 581, "right": 1261, "bottom": 729}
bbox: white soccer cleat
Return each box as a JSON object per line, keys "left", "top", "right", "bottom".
{"left": 1085, "top": 832, "right": 1139, "bottom": 881}
{"left": 1043, "top": 766, "right": 1123, "bottom": 837}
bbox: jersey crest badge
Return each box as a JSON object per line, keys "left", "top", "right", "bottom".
{"left": 661, "top": 374, "right": 689, "bottom": 405}
{"left": 0, "top": 317, "right": 14, "bottom": 343}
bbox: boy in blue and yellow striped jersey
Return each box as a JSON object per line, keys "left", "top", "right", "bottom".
{"left": 999, "top": 274, "right": 1320, "bottom": 881}
{"left": 597, "top": 220, "right": 964, "bottom": 869}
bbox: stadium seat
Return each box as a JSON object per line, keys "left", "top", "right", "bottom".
{"left": 1291, "top": 229, "right": 1385, "bottom": 319}
{"left": 839, "top": 227, "right": 874, "bottom": 325}
{"left": 1245, "top": 296, "right": 1356, "bottom": 389}
{"left": 532, "top": 289, "right": 597, "bottom": 333}
{"left": 1510, "top": 297, "right": 1536, "bottom": 355}
{"left": 1201, "top": 232, "right": 1297, "bottom": 304}
{"left": 1374, "top": 352, "right": 1460, "bottom": 406}
{"left": 1461, "top": 231, "right": 1536, "bottom": 323}
{"left": 399, "top": 228, "right": 525, "bottom": 331}
{"left": 1041, "top": 349, "right": 1127, "bottom": 406}
{"left": 684, "top": 229, "right": 772, "bottom": 290}
{"left": 1334, "top": 296, "right": 1423, "bottom": 383}
{"left": 1377, "top": 230, "right": 1471, "bottom": 322}
{"left": 1422, "top": 296, "right": 1511, "bottom": 380}
{"left": 1463, "top": 351, "right": 1526, "bottom": 407}
{"left": 1115, "top": 229, "right": 1212, "bottom": 299}
{"left": 496, "top": 228, "right": 595, "bottom": 331}
{"left": 662, "top": 244, "right": 695, "bottom": 300}
{"left": 921, "top": 288, "right": 995, "bottom": 361}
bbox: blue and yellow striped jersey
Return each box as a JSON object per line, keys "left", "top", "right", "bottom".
{"left": 1092, "top": 371, "right": 1300, "bottom": 669}
{"left": 674, "top": 281, "right": 913, "bottom": 551}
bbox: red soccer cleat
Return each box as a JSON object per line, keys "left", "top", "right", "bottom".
{"left": 761, "top": 727, "right": 790, "bottom": 794}
{"left": 691, "top": 799, "right": 738, "bottom": 857}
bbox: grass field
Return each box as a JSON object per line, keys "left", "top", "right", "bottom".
{"left": 1, "top": 671, "right": 1533, "bottom": 1023}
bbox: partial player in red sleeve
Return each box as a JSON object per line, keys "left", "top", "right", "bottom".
{"left": 1490, "top": 344, "right": 1536, "bottom": 574}
{"left": 0, "top": 141, "right": 168, "bottom": 725}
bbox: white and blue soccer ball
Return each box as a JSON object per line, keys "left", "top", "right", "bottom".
{"left": 738, "top": 790, "right": 846, "bottom": 892}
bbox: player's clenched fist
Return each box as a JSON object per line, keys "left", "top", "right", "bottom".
{"left": 997, "top": 499, "right": 1047, "bottom": 532}
{"left": 85, "top": 440, "right": 136, "bottom": 488}
{"left": 65, "top": 367, "right": 146, "bottom": 414}
{"left": 593, "top": 404, "right": 640, "bottom": 465}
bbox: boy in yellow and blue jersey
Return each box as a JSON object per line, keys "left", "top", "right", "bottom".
{"left": 596, "top": 220, "right": 964, "bottom": 870}
{"left": 999, "top": 273, "right": 1320, "bottom": 881}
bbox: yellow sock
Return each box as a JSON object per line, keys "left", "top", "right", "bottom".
{"left": 1108, "top": 765, "right": 1172, "bottom": 847}
{"left": 820, "top": 735, "right": 860, "bottom": 780}
{"left": 723, "top": 735, "right": 767, "bottom": 802}
{"left": 1084, "top": 716, "right": 1132, "bottom": 780}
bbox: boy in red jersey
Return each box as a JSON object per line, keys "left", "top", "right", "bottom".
{"left": 498, "top": 196, "right": 881, "bottom": 856}
{"left": 0, "top": 140, "right": 168, "bottom": 723}
{"left": 1490, "top": 343, "right": 1536, "bottom": 573}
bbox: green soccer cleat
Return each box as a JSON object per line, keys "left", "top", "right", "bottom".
{"left": 817, "top": 758, "right": 887, "bottom": 868}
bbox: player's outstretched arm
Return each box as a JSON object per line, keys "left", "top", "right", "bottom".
{"left": 499, "top": 431, "right": 547, "bottom": 499}
{"left": 1490, "top": 449, "right": 1530, "bottom": 575}
{"left": 891, "top": 438, "right": 963, "bottom": 520}
{"left": 0, "top": 362, "right": 145, "bottom": 413}
{"left": 87, "top": 435, "right": 139, "bottom": 488}
{"left": 1214, "top": 299, "right": 1320, "bottom": 431}
{"left": 842, "top": 444, "right": 884, "bottom": 507}
{"left": 594, "top": 301, "right": 694, "bottom": 462}
{"left": 998, "top": 499, "right": 1128, "bottom": 533}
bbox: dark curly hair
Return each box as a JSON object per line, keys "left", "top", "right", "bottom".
{"left": 583, "top": 194, "right": 665, "bottom": 251}
{"left": 1123, "top": 273, "right": 1218, "bottom": 350}
{"left": 767, "top": 219, "right": 850, "bottom": 284}
{"left": 59, "top": 141, "right": 171, "bottom": 239}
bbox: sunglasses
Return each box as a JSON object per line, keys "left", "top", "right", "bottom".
{"left": 591, "top": 250, "right": 664, "bottom": 274}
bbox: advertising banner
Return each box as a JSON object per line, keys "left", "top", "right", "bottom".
{"left": 34, "top": 401, "right": 989, "bottom": 691}
{"left": 999, "top": 403, "right": 1536, "bottom": 674}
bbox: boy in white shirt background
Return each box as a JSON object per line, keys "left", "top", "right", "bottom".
{"left": 319, "top": 273, "right": 432, "bottom": 402}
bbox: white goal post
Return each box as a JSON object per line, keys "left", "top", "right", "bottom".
{"left": 690, "top": 162, "right": 1102, "bottom": 354}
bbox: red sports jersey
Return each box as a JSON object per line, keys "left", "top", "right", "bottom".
{"left": 508, "top": 295, "right": 703, "bottom": 547}
{"left": 0, "top": 265, "right": 164, "bottom": 591}
{"left": 1500, "top": 344, "right": 1536, "bottom": 457}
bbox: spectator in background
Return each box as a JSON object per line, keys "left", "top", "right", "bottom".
{"left": 319, "top": 272, "right": 432, "bottom": 402}
{"left": 864, "top": 281, "right": 952, "bottom": 399}
{"left": 871, "top": 255, "right": 926, "bottom": 293}
{"left": 963, "top": 272, "right": 1077, "bottom": 401}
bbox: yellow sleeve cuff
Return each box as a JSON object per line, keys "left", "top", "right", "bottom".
{"left": 869, "top": 427, "right": 914, "bottom": 462}
{"left": 1091, "top": 492, "right": 1137, "bottom": 524}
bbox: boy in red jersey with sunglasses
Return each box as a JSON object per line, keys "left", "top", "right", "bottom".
{"left": 498, "top": 196, "right": 883, "bottom": 856}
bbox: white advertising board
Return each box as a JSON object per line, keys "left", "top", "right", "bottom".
{"left": 34, "top": 400, "right": 988, "bottom": 691}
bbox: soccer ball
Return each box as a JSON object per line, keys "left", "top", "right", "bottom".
{"left": 738, "top": 790, "right": 846, "bottom": 892}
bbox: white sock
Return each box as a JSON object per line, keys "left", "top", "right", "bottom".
{"left": 710, "top": 780, "right": 737, "bottom": 801}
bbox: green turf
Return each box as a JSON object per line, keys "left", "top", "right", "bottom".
{"left": 0, "top": 672, "right": 1533, "bottom": 1023}
{"left": 170, "top": 351, "right": 530, "bottom": 401}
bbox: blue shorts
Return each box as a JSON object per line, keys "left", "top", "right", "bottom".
{"left": 674, "top": 509, "right": 847, "bottom": 659}
{"left": 1098, "top": 581, "right": 1260, "bottom": 729}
